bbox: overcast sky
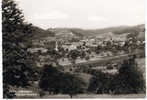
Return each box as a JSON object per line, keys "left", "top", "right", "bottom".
{"left": 15, "top": 0, "right": 145, "bottom": 29}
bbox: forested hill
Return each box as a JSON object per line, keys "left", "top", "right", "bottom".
{"left": 31, "top": 24, "right": 145, "bottom": 40}
{"left": 48, "top": 24, "right": 144, "bottom": 36}
{"left": 30, "top": 26, "right": 55, "bottom": 40}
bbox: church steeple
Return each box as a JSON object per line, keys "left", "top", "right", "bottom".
{"left": 55, "top": 40, "right": 58, "bottom": 51}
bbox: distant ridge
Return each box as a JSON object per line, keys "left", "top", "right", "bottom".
{"left": 31, "top": 24, "right": 145, "bottom": 41}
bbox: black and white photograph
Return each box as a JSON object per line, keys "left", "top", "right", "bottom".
{"left": 2, "top": 0, "right": 146, "bottom": 98}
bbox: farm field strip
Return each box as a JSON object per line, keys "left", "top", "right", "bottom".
{"left": 63, "top": 51, "right": 144, "bottom": 67}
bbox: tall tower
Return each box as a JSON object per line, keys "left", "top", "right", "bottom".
{"left": 55, "top": 40, "right": 58, "bottom": 51}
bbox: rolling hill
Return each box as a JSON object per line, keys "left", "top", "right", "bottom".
{"left": 31, "top": 24, "right": 145, "bottom": 41}
{"left": 48, "top": 24, "right": 144, "bottom": 36}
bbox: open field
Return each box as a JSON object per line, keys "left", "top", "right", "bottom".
{"left": 63, "top": 51, "right": 144, "bottom": 68}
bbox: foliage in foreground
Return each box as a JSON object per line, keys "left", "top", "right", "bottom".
{"left": 39, "top": 64, "right": 87, "bottom": 98}
{"left": 3, "top": 0, "right": 35, "bottom": 98}
{"left": 88, "top": 56, "right": 145, "bottom": 94}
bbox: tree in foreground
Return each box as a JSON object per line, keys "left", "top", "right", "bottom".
{"left": 61, "top": 73, "right": 87, "bottom": 98}
{"left": 115, "top": 56, "right": 145, "bottom": 94}
{"left": 3, "top": 0, "right": 34, "bottom": 98}
{"left": 39, "top": 64, "right": 87, "bottom": 98}
{"left": 39, "top": 64, "right": 62, "bottom": 94}
{"left": 88, "top": 55, "right": 145, "bottom": 94}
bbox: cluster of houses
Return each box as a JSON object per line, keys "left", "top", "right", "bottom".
{"left": 27, "top": 31, "right": 145, "bottom": 67}
{"left": 28, "top": 36, "right": 56, "bottom": 53}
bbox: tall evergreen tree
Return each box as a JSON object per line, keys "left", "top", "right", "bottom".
{"left": 2, "top": 0, "right": 34, "bottom": 98}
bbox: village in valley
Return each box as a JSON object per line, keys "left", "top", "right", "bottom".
{"left": 3, "top": 0, "right": 146, "bottom": 98}
{"left": 28, "top": 26, "right": 145, "bottom": 68}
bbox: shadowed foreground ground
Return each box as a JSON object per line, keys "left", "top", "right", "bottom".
{"left": 16, "top": 94, "right": 145, "bottom": 99}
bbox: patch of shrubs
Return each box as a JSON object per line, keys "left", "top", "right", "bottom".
{"left": 88, "top": 56, "right": 145, "bottom": 94}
